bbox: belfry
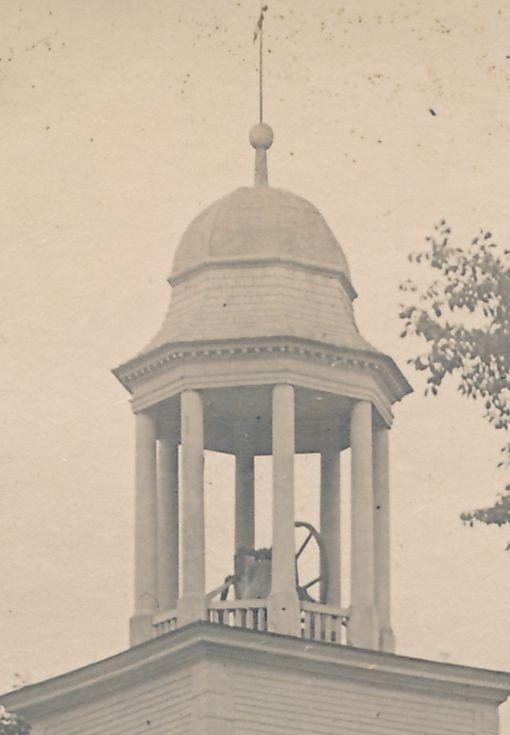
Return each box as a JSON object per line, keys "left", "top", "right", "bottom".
{"left": 113, "top": 120, "right": 412, "bottom": 655}
{"left": 3, "top": 39, "right": 510, "bottom": 735}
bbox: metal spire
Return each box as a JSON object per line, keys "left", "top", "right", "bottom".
{"left": 253, "top": 3, "right": 268, "bottom": 122}
{"left": 250, "top": 3, "right": 273, "bottom": 186}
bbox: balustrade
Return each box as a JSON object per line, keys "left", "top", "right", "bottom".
{"left": 152, "top": 609, "right": 178, "bottom": 637}
{"left": 300, "top": 602, "right": 349, "bottom": 645}
{"left": 152, "top": 601, "right": 349, "bottom": 643}
{"left": 207, "top": 599, "right": 268, "bottom": 632}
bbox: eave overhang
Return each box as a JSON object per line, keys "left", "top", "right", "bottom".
{"left": 112, "top": 335, "right": 412, "bottom": 407}
{"left": 2, "top": 622, "right": 510, "bottom": 721}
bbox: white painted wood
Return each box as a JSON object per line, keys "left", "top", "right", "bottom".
{"left": 232, "top": 663, "right": 481, "bottom": 735}
{"left": 42, "top": 670, "right": 194, "bottom": 735}
{"left": 304, "top": 611, "right": 312, "bottom": 640}
{"left": 208, "top": 599, "right": 267, "bottom": 610}
{"left": 177, "top": 389, "right": 206, "bottom": 625}
{"left": 130, "top": 411, "right": 158, "bottom": 645}
{"left": 128, "top": 349, "right": 398, "bottom": 428}
{"left": 373, "top": 425, "right": 395, "bottom": 653}
{"left": 157, "top": 435, "right": 179, "bottom": 613}
{"left": 320, "top": 447, "right": 341, "bottom": 606}
{"left": 349, "top": 399, "right": 379, "bottom": 649}
{"left": 268, "top": 384, "right": 301, "bottom": 637}
{"left": 323, "top": 612, "right": 333, "bottom": 642}
{"left": 153, "top": 608, "right": 178, "bottom": 626}
{"left": 7, "top": 628, "right": 509, "bottom": 734}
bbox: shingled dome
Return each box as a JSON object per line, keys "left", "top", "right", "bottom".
{"left": 136, "top": 122, "right": 385, "bottom": 357}
{"left": 171, "top": 186, "right": 352, "bottom": 282}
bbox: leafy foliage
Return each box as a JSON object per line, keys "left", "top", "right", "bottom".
{"left": 0, "top": 707, "right": 30, "bottom": 735}
{"left": 399, "top": 222, "right": 510, "bottom": 539}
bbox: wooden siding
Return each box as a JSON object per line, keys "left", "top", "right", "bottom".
{"left": 42, "top": 670, "right": 193, "bottom": 735}
{"left": 6, "top": 627, "right": 507, "bottom": 735}
{"left": 231, "top": 665, "right": 477, "bottom": 735}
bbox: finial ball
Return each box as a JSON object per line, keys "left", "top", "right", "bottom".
{"left": 249, "top": 122, "right": 273, "bottom": 150}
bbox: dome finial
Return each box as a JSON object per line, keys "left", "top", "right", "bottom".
{"left": 250, "top": 122, "right": 273, "bottom": 186}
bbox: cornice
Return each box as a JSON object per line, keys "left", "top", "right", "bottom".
{"left": 168, "top": 255, "right": 358, "bottom": 302}
{"left": 2, "top": 623, "right": 510, "bottom": 719}
{"left": 112, "top": 337, "right": 412, "bottom": 404}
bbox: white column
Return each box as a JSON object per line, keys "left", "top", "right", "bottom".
{"left": 157, "top": 434, "right": 179, "bottom": 613}
{"left": 177, "top": 389, "right": 206, "bottom": 625}
{"left": 320, "top": 448, "right": 341, "bottom": 607}
{"left": 373, "top": 426, "right": 395, "bottom": 652}
{"left": 349, "top": 400, "right": 379, "bottom": 649}
{"left": 235, "top": 449, "right": 255, "bottom": 552}
{"left": 130, "top": 410, "right": 158, "bottom": 645}
{"left": 268, "top": 384, "right": 300, "bottom": 636}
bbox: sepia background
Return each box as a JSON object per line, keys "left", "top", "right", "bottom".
{"left": 1, "top": 0, "right": 510, "bottom": 730}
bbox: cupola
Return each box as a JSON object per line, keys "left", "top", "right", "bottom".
{"left": 113, "top": 122, "right": 412, "bottom": 651}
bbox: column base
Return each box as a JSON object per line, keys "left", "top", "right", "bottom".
{"left": 380, "top": 626, "right": 396, "bottom": 654}
{"left": 347, "top": 603, "right": 379, "bottom": 650}
{"left": 130, "top": 614, "right": 154, "bottom": 646}
{"left": 268, "top": 592, "right": 301, "bottom": 638}
{"left": 177, "top": 595, "right": 208, "bottom": 627}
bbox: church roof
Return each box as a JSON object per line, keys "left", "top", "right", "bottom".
{"left": 171, "top": 185, "right": 352, "bottom": 283}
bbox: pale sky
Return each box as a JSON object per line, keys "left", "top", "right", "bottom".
{"left": 1, "top": 0, "right": 510, "bottom": 730}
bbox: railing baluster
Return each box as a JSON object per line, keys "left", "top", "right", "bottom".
{"left": 298, "top": 603, "right": 349, "bottom": 644}
{"left": 304, "top": 610, "right": 313, "bottom": 639}
{"left": 261, "top": 607, "right": 268, "bottom": 632}
{"left": 323, "top": 613, "right": 332, "bottom": 642}
{"left": 332, "top": 614, "right": 339, "bottom": 641}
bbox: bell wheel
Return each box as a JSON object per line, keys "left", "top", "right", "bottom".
{"left": 294, "top": 521, "right": 328, "bottom": 604}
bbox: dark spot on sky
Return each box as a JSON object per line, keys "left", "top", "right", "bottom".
{"left": 429, "top": 108, "right": 437, "bottom": 116}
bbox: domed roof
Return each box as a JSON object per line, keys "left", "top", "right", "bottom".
{"left": 171, "top": 186, "right": 351, "bottom": 282}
